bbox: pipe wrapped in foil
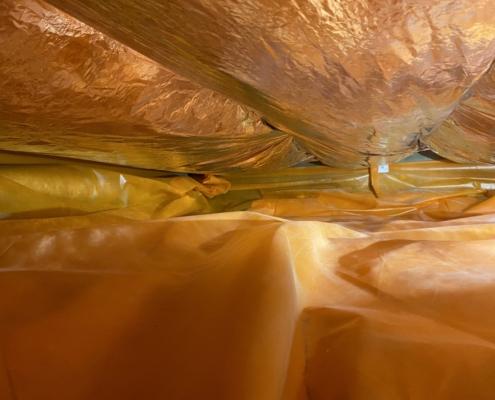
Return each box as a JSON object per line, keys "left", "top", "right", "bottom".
{"left": 46, "top": 0, "right": 495, "bottom": 167}
{"left": 425, "top": 62, "right": 495, "bottom": 163}
{"left": 0, "top": 0, "right": 308, "bottom": 172}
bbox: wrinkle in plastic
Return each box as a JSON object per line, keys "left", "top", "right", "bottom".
{"left": 3, "top": 152, "right": 495, "bottom": 221}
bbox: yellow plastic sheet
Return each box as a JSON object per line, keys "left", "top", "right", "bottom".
{"left": 2, "top": 211, "right": 495, "bottom": 399}
{"left": 2, "top": 153, "right": 495, "bottom": 398}
{"left": 0, "top": 153, "right": 231, "bottom": 221}
{"left": 214, "top": 161, "right": 495, "bottom": 220}
{"left": 3, "top": 151, "right": 495, "bottom": 221}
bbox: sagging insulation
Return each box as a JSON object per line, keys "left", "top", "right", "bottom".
{"left": 426, "top": 62, "right": 495, "bottom": 163}
{"left": 0, "top": 0, "right": 308, "bottom": 172}
{"left": 46, "top": 0, "right": 495, "bottom": 167}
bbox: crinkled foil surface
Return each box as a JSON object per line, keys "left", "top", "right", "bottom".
{"left": 0, "top": 0, "right": 308, "bottom": 172}
{"left": 425, "top": 62, "right": 495, "bottom": 163}
{"left": 45, "top": 0, "right": 495, "bottom": 167}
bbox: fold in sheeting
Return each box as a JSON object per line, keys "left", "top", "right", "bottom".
{"left": 2, "top": 212, "right": 495, "bottom": 399}
{"left": 216, "top": 161, "right": 495, "bottom": 220}
{"left": 0, "top": 0, "right": 308, "bottom": 172}
{"left": 2, "top": 151, "right": 495, "bottom": 221}
{"left": 46, "top": 0, "right": 495, "bottom": 167}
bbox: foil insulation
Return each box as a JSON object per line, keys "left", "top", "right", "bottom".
{"left": 0, "top": 0, "right": 308, "bottom": 172}
{"left": 46, "top": 0, "right": 495, "bottom": 167}
{"left": 425, "top": 62, "right": 495, "bottom": 163}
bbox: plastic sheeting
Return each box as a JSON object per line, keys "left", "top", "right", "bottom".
{"left": 3, "top": 211, "right": 495, "bottom": 399}
{"left": 2, "top": 151, "right": 495, "bottom": 221}
{"left": 0, "top": 0, "right": 308, "bottom": 172}
{"left": 214, "top": 161, "right": 495, "bottom": 220}
{"left": 2, "top": 154, "right": 495, "bottom": 398}
{"left": 46, "top": 0, "right": 495, "bottom": 167}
